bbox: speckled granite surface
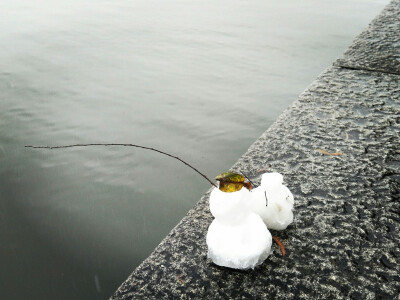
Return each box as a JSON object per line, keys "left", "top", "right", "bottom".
{"left": 112, "top": 2, "right": 400, "bottom": 299}
{"left": 335, "top": 0, "right": 400, "bottom": 75}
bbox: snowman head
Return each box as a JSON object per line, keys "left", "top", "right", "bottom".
{"left": 260, "top": 172, "right": 283, "bottom": 189}
{"left": 209, "top": 188, "right": 251, "bottom": 225}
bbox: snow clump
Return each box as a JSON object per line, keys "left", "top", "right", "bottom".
{"left": 206, "top": 172, "right": 294, "bottom": 269}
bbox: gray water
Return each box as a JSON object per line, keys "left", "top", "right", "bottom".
{"left": 0, "top": 0, "right": 389, "bottom": 299}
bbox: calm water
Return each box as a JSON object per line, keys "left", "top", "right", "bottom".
{"left": 0, "top": 0, "right": 389, "bottom": 299}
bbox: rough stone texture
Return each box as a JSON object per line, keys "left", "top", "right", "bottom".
{"left": 112, "top": 2, "right": 400, "bottom": 299}
{"left": 335, "top": 0, "right": 400, "bottom": 75}
{"left": 112, "top": 69, "right": 400, "bottom": 300}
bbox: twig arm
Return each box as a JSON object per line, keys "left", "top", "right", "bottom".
{"left": 25, "top": 143, "right": 218, "bottom": 188}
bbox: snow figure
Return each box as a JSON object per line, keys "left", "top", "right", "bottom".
{"left": 249, "top": 172, "right": 294, "bottom": 230}
{"left": 206, "top": 187, "right": 272, "bottom": 269}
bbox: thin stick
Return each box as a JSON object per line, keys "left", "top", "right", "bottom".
{"left": 272, "top": 236, "right": 286, "bottom": 256}
{"left": 264, "top": 191, "right": 268, "bottom": 207}
{"left": 239, "top": 171, "right": 255, "bottom": 187}
{"left": 25, "top": 143, "right": 217, "bottom": 188}
{"left": 316, "top": 149, "right": 343, "bottom": 156}
{"left": 257, "top": 164, "right": 272, "bottom": 173}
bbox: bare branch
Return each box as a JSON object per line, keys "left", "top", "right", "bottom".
{"left": 257, "top": 164, "right": 272, "bottom": 173}
{"left": 25, "top": 143, "right": 217, "bottom": 188}
{"left": 239, "top": 171, "right": 255, "bottom": 187}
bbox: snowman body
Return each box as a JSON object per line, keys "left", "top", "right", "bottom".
{"left": 249, "top": 172, "right": 294, "bottom": 230}
{"left": 206, "top": 187, "right": 272, "bottom": 269}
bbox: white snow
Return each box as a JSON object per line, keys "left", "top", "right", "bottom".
{"left": 209, "top": 187, "right": 251, "bottom": 226}
{"left": 206, "top": 172, "right": 294, "bottom": 269}
{"left": 206, "top": 187, "right": 272, "bottom": 269}
{"left": 249, "top": 172, "right": 294, "bottom": 230}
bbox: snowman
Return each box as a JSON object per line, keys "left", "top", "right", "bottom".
{"left": 206, "top": 172, "right": 294, "bottom": 269}
{"left": 206, "top": 187, "right": 272, "bottom": 269}
{"left": 249, "top": 172, "right": 294, "bottom": 230}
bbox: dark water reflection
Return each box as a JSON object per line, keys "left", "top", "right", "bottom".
{"left": 0, "top": 0, "right": 389, "bottom": 298}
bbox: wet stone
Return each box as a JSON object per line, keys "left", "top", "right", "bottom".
{"left": 335, "top": 0, "right": 400, "bottom": 75}
{"left": 111, "top": 66, "right": 400, "bottom": 300}
{"left": 299, "top": 182, "right": 314, "bottom": 195}
{"left": 112, "top": 2, "right": 400, "bottom": 299}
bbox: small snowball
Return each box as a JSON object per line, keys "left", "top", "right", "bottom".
{"left": 209, "top": 187, "right": 251, "bottom": 226}
{"left": 249, "top": 172, "right": 294, "bottom": 230}
{"left": 261, "top": 172, "right": 283, "bottom": 187}
{"left": 207, "top": 213, "right": 272, "bottom": 269}
{"left": 206, "top": 172, "right": 293, "bottom": 269}
{"left": 207, "top": 187, "right": 272, "bottom": 269}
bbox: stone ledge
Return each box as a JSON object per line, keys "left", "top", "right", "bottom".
{"left": 335, "top": 0, "right": 400, "bottom": 75}
{"left": 112, "top": 65, "right": 399, "bottom": 299}
{"left": 112, "top": 1, "right": 400, "bottom": 298}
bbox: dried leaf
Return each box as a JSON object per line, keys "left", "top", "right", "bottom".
{"left": 345, "top": 132, "right": 349, "bottom": 140}
{"left": 316, "top": 149, "right": 343, "bottom": 156}
{"left": 215, "top": 172, "right": 245, "bottom": 183}
{"left": 272, "top": 236, "right": 286, "bottom": 256}
{"left": 218, "top": 181, "right": 245, "bottom": 193}
{"left": 215, "top": 171, "right": 248, "bottom": 193}
{"left": 243, "top": 181, "right": 253, "bottom": 191}
{"left": 177, "top": 275, "right": 184, "bottom": 284}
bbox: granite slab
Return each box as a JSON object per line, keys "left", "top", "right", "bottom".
{"left": 112, "top": 0, "right": 400, "bottom": 297}
{"left": 334, "top": 0, "right": 400, "bottom": 75}
{"left": 112, "top": 66, "right": 400, "bottom": 299}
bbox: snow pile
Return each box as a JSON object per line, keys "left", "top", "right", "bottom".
{"left": 206, "top": 188, "right": 272, "bottom": 269}
{"left": 206, "top": 172, "right": 294, "bottom": 269}
{"left": 249, "top": 173, "right": 294, "bottom": 230}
